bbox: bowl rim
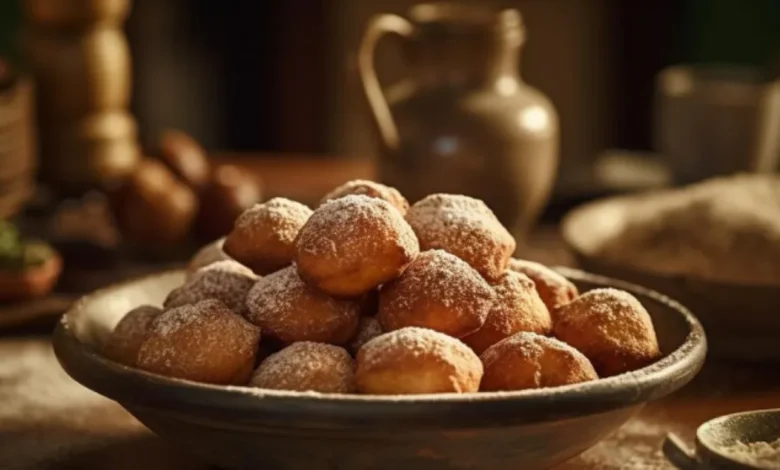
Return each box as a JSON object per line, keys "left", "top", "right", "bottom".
{"left": 53, "top": 268, "right": 707, "bottom": 430}
{"left": 561, "top": 193, "right": 780, "bottom": 290}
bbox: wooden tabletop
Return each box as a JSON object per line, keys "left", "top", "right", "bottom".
{"left": 1, "top": 156, "right": 779, "bottom": 469}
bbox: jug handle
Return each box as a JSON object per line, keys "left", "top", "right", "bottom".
{"left": 358, "top": 14, "right": 414, "bottom": 151}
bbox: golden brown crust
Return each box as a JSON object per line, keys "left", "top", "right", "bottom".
{"left": 102, "top": 305, "right": 162, "bottom": 366}
{"left": 250, "top": 342, "right": 355, "bottom": 393}
{"left": 347, "top": 317, "right": 383, "bottom": 355}
{"left": 224, "top": 198, "right": 313, "bottom": 275}
{"left": 245, "top": 266, "right": 360, "bottom": 345}
{"left": 355, "top": 327, "right": 483, "bottom": 394}
{"left": 295, "top": 195, "right": 419, "bottom": 298}
{"left": 508, "top": 258, "right": 578, "bottom": 313}
{"left": 164, "top": 260, "right": 258, "bottom": 316}
{"left": 462, "top": 271, "right": 552, "bottom": 354}
{"left": 320, "top": 179, "right": 410, "bottom": 215}
{"left": 405, "top": 194, "right": 515, "bottom": 280}
{"left": 377, "top": 250, "right": 494, "bottom": 338}
{"left": 137, "top": 300, "right": 261, "bottom": 385}
{"left": 480, "top": 332, "right": 598, "bottom": 391}
{"left": 553, "top": 288, "right": 661, "bottom": 377}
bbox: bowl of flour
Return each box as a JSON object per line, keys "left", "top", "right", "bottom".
{"left": 563, "top": 174, "right": 780, "bottom": 360}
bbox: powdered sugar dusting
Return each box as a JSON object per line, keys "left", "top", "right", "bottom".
{"left": 720, "top": 438, "right": 780, "bottom": 467}
{"left": 378, "top": 250, "right": 494, "bottom": 336}
{"left": 348, "top": 317, "right": 383, "bottom": 355}
{"left": 406, "top": 194, "right": 515, "bottom": 279}
{"left": 164, "top": 260, "right": 258, "bottom": 316}
{"left": 480, "top": 332, "right": 598, "bottom": 390}
{"left": 232, "top": 198, "right": 313, "bottom": 246}
{"left": 357, "top": 327, "right": 483, "bottom": 390}
{"left": 554, "top": 288, "right": 660, "bottom": 375}
{"left": 245, "top": 266, "right": 360, "bottom": 343}
{"left": 320, "top": 179, "right": 410, "bottom": 214}
{"left": 297, "top": 194, "right": 419, "bottom": 261}
{"left": 508, "top": 258, "right": 578, "bottom": 311}
{"left": 462, "top": 271, "right": 551, "bottom": 353}
{"left": 103, "top": 305, "right": 162, "bottom": 364}
{"left": 250, "top": 342, "right": 355, "bottom": 393}
{"left": 137, "top": 299, "right": 261, "bottom": 384}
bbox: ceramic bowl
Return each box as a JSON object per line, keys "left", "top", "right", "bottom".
{"left": 53, "top": 268, "right": 706, "bottom": 470}
{"left": 562, "top": 195, "right": 780, "bottom": 361}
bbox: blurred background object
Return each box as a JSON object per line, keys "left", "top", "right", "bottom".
{"left": 23, "top": 0, "right": 140, "bottom": 194}
{"left": 655, "top": 65, "right": 780, "bottom": 185}
{"left": 0, "top": 59, "right": 36, "bottom": 219}
{"left": 358, "top": 4, "right": 558, "bottom": 237}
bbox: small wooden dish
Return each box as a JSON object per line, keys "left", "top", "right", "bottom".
{"left": 53, "top": 268, "right": 705, "bottom": 470}
{"left": 562, "top": 195, "right": 780, "bottom": 361}
{"left": 664, "top": 408, "right": 780, "bottom": 469}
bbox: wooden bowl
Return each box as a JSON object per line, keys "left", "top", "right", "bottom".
{"left": 53, "top": 269, "right": 706, "bottom": 470}
{"left": 562, "top": 195, "right": 780, "bottom": 361}
{"left": 664, "top": 408, "right": 780, "bottom": 469}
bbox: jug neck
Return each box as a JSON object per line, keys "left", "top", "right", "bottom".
{"left": 405, "top": 7, "right": 525, "bottom": 91}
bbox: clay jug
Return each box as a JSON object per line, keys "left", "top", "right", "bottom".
{"left": 359, "top": 3, "right": 559, "bottom": 236}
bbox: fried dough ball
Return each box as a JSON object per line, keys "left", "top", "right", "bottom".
{"left": 250, "top": 342, "right": 355, "bottom": 393}
{"left": 508, "top": 258, "right": 578, "bottom": 312}
{"left": 406, "top": 194, "right": 515, "bottom": 280}
{"left": 320, "top": 179, "right": 409, "bottom": 215}
{"left": 223, "top": 198, "right": 313, "bottom": 275}
{"left": 164, "top": 260, "right": 258, "bottom": 316}
{"left": 136, "top": 300, "right": 261, "bottom": 384}
{"left": 554, "top": 288, "right": 661, "bottom": 377}
{"left": 462, "top": 271, "right": 552, "bottom": 354}
{"left": 356, "top": 327, "right": 483, "bottom": 394}
{"left": 245, "top": 266, "right": 360, "bottom": 345}
{"left": 187, "top": 237, "right": 231, "bottom": 277}
{"left": 347, "top": 317, "right": 383, "bottom": 355}
{"left": 480, "top": 332, "right": 598, "bottom": 391}
{"left": 377, "top": 250, "right": 494, "bottom": 338}
{"left": 295, "top": 195, "right": 419, "bottom": 298}
{"left": 102, "top": 305, "right": 162, "bottom": 366}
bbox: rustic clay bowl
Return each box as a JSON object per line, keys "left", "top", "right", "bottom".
{"left": 562, "top": 195, "right": 780, "bottom": 361}
{"left": 53, "top": 268, "right": 706, "bottom": 470}
{"left": 664, "top": 408, "right": 780, "bottom": 469}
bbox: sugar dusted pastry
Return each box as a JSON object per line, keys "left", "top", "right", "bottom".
{"left": 295, "top": 195, "right": 419, "bottom": 298}
{"left": 245, "top": 266, "right": 360, "bottom": 345}
{"left": 480, "top": 332, "right": 597, "bottom": 391}
{"left": 554, "top": 288, "right": 661, "bottom": 377}
{"left": 250, "top": 342, "right": 355, "bottom": 393}
{"left": 356, "top": 327, "right": 483, "bottom": 394}
{"left": 377, "top": 250, "right": 493, "bottom": 338}
{"left": 463, "top": 270, "right": 552, "bottom": 354}
{"left": 406, "top": 194, "right": 515, "bottom": 280}
{"left": 223, "top": 198, "right": 313, "bottom": 275}
{"left": 137, "top": 300, "right": 261, "bottom": 384}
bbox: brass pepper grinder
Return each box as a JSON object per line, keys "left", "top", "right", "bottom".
{"left": 23, "top": 0, "right": 140, "bottom": 194}
{"left": 359, "top": 4, "right": 559, "bottom": 237}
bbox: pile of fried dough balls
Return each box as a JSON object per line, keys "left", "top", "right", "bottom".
{"left": 102, "top": 180, "right": 662, "bottom": 395}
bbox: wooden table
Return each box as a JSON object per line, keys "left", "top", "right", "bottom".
{"left": 1, "top": 156, "right": 779, "bottom": 469}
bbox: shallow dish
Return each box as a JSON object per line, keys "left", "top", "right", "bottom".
{"left": 562, "top": 194, "right": 780, "bottom": 361}
{"left": 664, "top": 408, "right": 780, "bottom": 469}
{"left": 53, "top": 268, "right": 706, "bottom": 470}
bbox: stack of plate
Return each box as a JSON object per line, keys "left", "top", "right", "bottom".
{"left": 0, "top": 61, "right": 36, "bottom": 218}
